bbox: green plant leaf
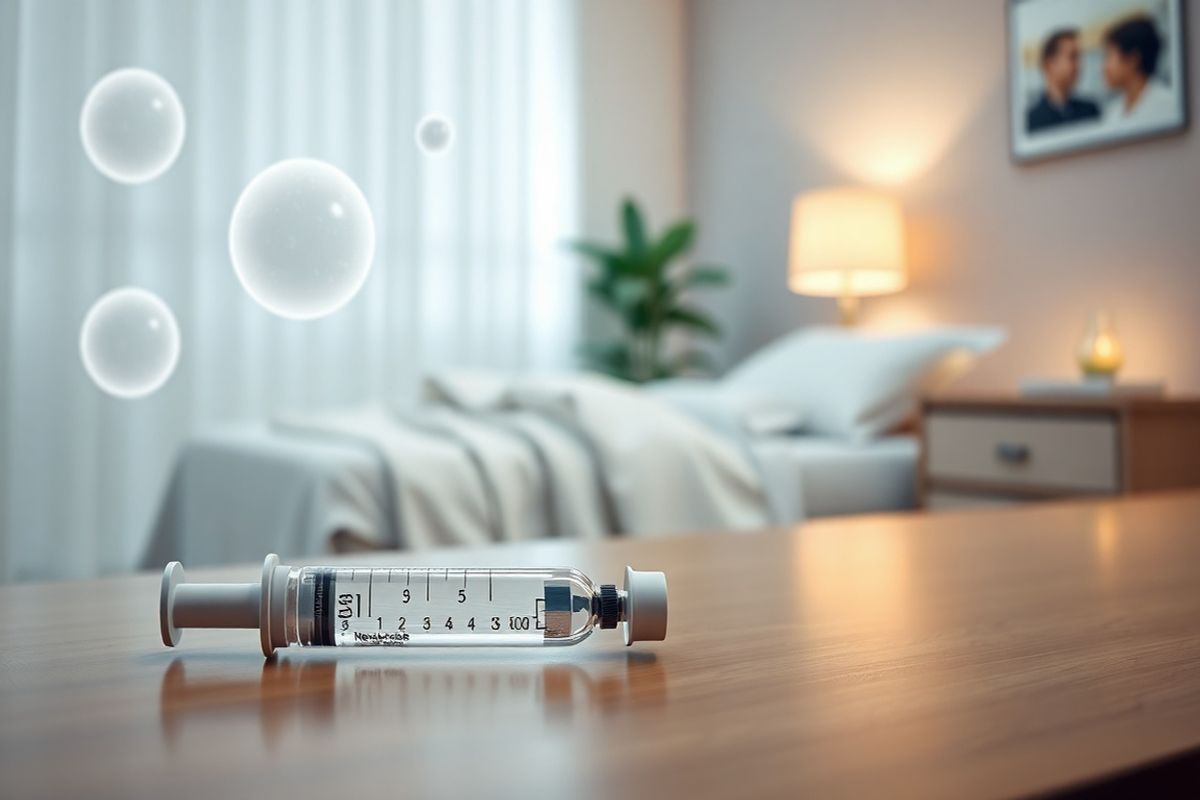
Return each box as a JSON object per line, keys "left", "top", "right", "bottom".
{"left": 577, "top": 340, "right": 635, "bottom": 381}
{"left": 570, "top": 241, "right": 641, "bottom": 281}
{"left": 679, "top": 266, "right": 731, "bottom": 288}
{"left": 586, "top": 277, "right": 614, "bottom": 304}
{"left": 658, "top": 349, "right": 718, "bottom": 378}
{"left": 585, "top": 277, "right": 650, "bottom": 334}
{"left": 611, "top": 278, "right": 647, "bottom": 311}
{"left": 648, "top": 221, "right": 695, "bottom": 272}
{"left": 664, "top": 306, "right": 722, "bottom": 339}
{"left": 566, "top": 240, "right": 620, "bottom": 262}
{"left": 621, "top": 198, "right": 648, "bottom": 259}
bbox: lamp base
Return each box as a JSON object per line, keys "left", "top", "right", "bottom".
{"left": 837, "top": 293, "right": 859, "bottom": 326}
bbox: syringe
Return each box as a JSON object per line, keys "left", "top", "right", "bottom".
{"left": 160, "top": 555, "right": 668, "bottom": 656}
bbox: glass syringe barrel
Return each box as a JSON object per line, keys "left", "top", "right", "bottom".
{"left": 160, "top": 554, "right": 668, "bottom": 657}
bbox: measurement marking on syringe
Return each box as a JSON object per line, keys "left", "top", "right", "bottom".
{"left": 368, "top": 570, "right": 373, "bottom": 617}
{"left": 489, "top": 569, "right": 493, "bottom": 601}
{"left": 426, "top": 571, "right": 430, "bottom": 602}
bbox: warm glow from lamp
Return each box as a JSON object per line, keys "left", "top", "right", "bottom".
{"left": 788, "top": 187, "right": 907, "bottom": 324}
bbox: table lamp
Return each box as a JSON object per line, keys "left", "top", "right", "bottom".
{"left": 788, "top": 187, "right": 907, "bottom": 324}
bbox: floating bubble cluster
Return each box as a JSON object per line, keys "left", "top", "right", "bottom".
{"left": 75, "top": 67, "right": 390, "bottom": 397}
{"left": 228, "top": 158, "right": 376, "bottom": 320}
{"left": 80, "top": 67, "right": 186, "bottom": 184}
{"left": 80, "top": 287, "right": 181, "bottom": 398}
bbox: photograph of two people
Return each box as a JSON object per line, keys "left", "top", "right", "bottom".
{"left": 1009, "top": 0, "right": 1187, "bottom": 161}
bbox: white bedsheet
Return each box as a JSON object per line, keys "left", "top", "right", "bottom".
{"left": 142, "top": 423, "right": 387, "bottom": 569}
{"left": 752, "top": 435, "right": 917, "bottom": 518}
{"left": 427, "top": 371, "right": 773, "bottom": 535}
{"left": 274, "top": 403, "right": 613, "bottom": 550}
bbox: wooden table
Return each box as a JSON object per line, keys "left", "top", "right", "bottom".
{"left": 4, "top": 493, "right": 1200, "bottom": 799}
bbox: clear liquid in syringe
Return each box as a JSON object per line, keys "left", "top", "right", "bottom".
{"left": 296, "top": 567, "right": 595, "bottom": 647}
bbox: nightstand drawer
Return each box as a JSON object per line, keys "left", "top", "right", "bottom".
{"left": 925, "top": 412, "right": 1119, "bottom": 493}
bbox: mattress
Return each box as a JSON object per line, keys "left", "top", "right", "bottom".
{"left": 142, "top": 423, "right": 388, "bottom": 569}
{"left": 141, "top": 425, "right": 917, "bottom": 569}
{"left": 751, "top": 435, "right": 918, "bottom": 519}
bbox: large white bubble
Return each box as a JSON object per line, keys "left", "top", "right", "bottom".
{"left": 228, "top": 158, "right": 376, "bottom": 320}
{"left": 80, "top": 67, "right": 186, "bottom": 184}
{"left": 80, "top": 287, "right": 181, "bottom": 399}
{"left": 415, "top": 114, "right": 455, "bottom": 156}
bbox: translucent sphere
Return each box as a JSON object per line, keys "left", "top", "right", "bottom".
{"left": 80, "top": 287, "right": 181, "bottom": 399}
{"left": 80, "top": 67, "right": 186, "bottom": 184}
{"left": 228, "top": 158, "right": 376, "bottom": 320}
{"left": 415, "top": 114, "right": 454, "bottom": 155}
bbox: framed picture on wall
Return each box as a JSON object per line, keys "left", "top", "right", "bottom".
{"left": 1008, "top": 0, "right": 1188, "bottom": 162}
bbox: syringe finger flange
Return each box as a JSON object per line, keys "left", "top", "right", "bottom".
{"left": 159, "top": 561, "right": 186, "bottom": 647}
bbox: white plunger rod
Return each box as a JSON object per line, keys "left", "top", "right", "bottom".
{"left": 172, "top": 583, "right": 260, "bottom": 629}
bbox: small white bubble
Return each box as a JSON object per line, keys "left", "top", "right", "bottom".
{"left": 80, "top": 287, "right": 180, "bottom": 399}
{"left": 80, "top": 67, "right": 186, "bottom": 184}
{"left": 415, "top": 114, "right": 454, "bottom": 156}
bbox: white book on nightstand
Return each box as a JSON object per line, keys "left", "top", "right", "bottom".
{"left": 1019, "top": 377, "right": 1166, "bottom": 398}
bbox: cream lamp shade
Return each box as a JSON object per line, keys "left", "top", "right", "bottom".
{"left": 788, "top": 187, "right": 907, "bottom": 323}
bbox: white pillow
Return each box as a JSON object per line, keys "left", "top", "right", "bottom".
{"left": 648, "top": 379, "right": 806, "bottom": 438}
{"left": 723, "top": 326, "right": 1006, "bottom": 439}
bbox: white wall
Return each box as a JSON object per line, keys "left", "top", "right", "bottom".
{"left": 576, "top": 0, "right": 688, "bottom": 239}
{"left": 687, "top": 0, "right": 1200, "bottom": 391}
{"left": 574, "top": 0, "right": 689, "bottom": 341}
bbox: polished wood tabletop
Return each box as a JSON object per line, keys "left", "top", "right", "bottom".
{"left": 4, "top": 493, "right": 1200, "bottom": 799}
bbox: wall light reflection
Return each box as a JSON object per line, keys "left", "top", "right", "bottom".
{"left": 787, "top": 47, "right": 998, "bottom": 186}
{"left": 792, "top": 522, "right": 913, "bottom": 634}
{"left": 1092, "top": 505, "right": 1120, "bottom": 578}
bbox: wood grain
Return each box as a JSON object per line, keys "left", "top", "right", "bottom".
{"left": 4, "top": 493, "right": 1200, "bottom": 798}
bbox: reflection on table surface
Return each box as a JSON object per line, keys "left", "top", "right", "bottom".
{"left": 160, "top": 649, "right": 668, "bottom": 748}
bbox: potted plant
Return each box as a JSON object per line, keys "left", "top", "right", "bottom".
{"left": 567, "top": 197, "right": 730, "bottom": 383}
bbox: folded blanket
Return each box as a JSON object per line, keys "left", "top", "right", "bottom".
{"left": 275, "top": 407, "right": 498, "bottom": 550}
{"left": 274, "top": 371, "right": 778, "bottom": 550}
{"left": 425, "top": 370, "right": 773, "bottom": 536}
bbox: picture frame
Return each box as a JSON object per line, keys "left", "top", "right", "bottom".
{"left": 1007, "top": 0, "right": 1188, "bottom": 163}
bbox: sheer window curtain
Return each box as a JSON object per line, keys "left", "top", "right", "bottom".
{"left": 0, "top": 0, "right": 581, "bottom": 581}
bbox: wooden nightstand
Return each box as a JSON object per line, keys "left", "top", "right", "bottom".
{"left": 918, "top": 394, "right": 1200, "bottom": 509}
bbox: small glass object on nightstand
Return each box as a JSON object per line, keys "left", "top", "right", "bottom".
{"left": 1077, "top": 309, "right": 1123, "bottom": 381}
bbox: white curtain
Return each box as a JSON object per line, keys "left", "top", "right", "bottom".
{"left": 0, "top": 0, "right": 582, "bottom": 581}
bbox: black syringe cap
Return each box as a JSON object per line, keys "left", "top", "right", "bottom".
{"left": 598, "top": 584, "right": 621, "bottom": 629}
